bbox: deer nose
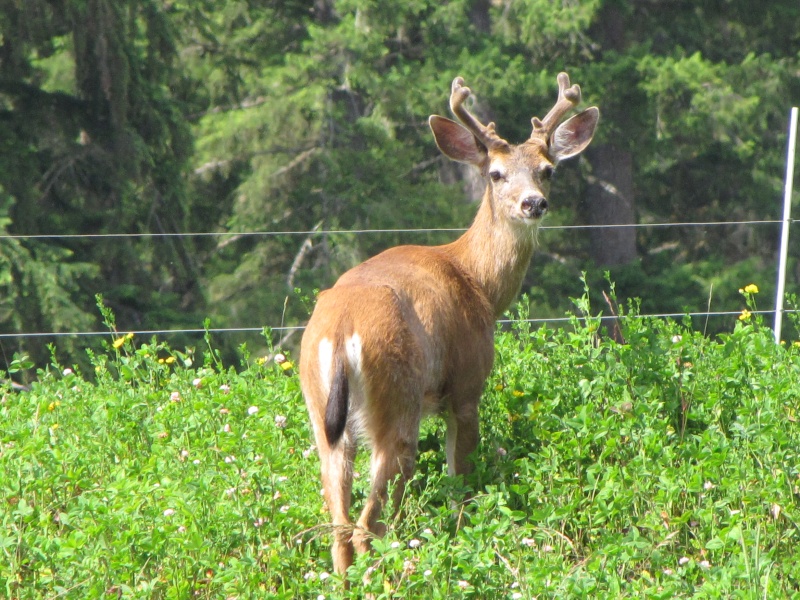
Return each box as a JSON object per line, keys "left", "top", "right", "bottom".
{"left": 521, "top": 196, "right": 548, "bottom": 219}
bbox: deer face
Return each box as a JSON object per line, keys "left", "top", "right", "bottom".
{"left": 429, "top": 74, "right": 599, "bottom": 227}
{"left": 485, "top": 141, "right": 555, "bottom": 224}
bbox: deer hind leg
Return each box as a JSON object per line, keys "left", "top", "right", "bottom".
{"left": 352, "top": 407, "right": 421, "bottom": 554}
{"left": 316, "top": 430, "right": 358, "bottom": 575}
{"left": 445, "top": 392, "right": 481, "bottom": 477}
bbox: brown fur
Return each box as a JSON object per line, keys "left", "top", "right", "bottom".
{"left": 299, "top": 74, "right": 598, "bottom": 575}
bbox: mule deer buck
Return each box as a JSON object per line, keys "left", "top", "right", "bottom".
{"left": 300, "top": 73, "right": 598, "bottom": 575}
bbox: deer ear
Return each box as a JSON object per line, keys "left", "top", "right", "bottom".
{"left": 429, "top": 115, "right": 488, "bottom": 166}
{"left": 549, "top": 107, "right": 599, "bottom": 162}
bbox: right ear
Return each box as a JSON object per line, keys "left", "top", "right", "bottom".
{"left": 429, "top": 115, "right": 488, "bottom": 166}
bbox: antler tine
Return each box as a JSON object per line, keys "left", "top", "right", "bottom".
{"left": 531, "top": 72, "right": 582, "bottom": 140}
{"left": 450, "top": 77, "right": 508, "bottom": 150}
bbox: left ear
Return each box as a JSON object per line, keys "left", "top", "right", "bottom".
{"left": 549, "top": 107, "right": 599, "bottom": 162}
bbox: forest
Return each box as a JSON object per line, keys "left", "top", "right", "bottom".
{"left": 1, "top": 0, "right": 800, "bottom": 370}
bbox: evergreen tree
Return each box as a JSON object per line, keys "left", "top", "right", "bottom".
{"left": 0, "top": 0, "right": 193, "bottom": 366}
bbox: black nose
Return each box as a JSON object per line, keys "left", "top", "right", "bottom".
{"left": 521, "top": 196, "right": 548, "bottom": 218}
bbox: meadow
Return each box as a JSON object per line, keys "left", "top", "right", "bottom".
{"left": 2, "top": 285, "right": 800, "bottom": 599}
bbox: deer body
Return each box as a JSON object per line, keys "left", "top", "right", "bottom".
{"left": 299, "top": 74, "right": 598, "bottom": 575}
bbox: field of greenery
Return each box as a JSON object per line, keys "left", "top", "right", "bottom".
{"left": 3, "top": 285, "right": 800, "bottom": 599}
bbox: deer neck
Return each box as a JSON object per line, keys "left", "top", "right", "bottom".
{"left": 445, "top": 187, "right": 538, "bottom": 318}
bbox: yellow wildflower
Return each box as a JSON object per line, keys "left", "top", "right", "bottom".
{"left": 744, "top": 284, "right": 759, "bottom": 294}
{"left": 494, "top": 384, "right": 505, "bottom": 391}
{"left": 512, "top": 390, "right": 525, "bottom": 397}
{"left": 280, "top": 361, "right": 294, "bottom": 372}
{"left": 165, "top": 356, "right": 176, "bottom": 364}
{"left": 112, "top": 337, "right": 125, "bottom": 349}
{"left": 125, "top": 332, "right": 135, "bottom": 340}
{"left": 739, "top": 309, "right": 752, "bottom": 322}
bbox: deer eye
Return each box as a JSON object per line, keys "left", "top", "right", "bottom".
{"left": 541, "top": 164, "right": 555, "bottom": 180}
{"left": 489, "top": 170, "right": 504, "bottom": 183}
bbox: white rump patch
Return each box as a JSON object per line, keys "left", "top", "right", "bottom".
{"left": 318, "top": 338, "right": 333, "bottom": 396}
{"left": 345, "top": 333, "right": 363, "bottom": 378}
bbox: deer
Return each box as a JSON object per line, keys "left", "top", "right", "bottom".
{"left": 299, "top": 73, "right": 599, "bottom": 575}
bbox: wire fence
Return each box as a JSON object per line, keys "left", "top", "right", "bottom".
{"left": 0, "top": 218, "right": 788, "bottom": 242}
{"left": 0, "top": 217, "right": 792, "bottom": 341}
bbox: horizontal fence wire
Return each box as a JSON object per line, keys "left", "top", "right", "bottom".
{"left": 0, "top": 218, "right": 788, "bottom": 241}
{"left": 0, "top": 310, "right": 790, "bottom": 340}
{"left": 0, "top": 217, "right": 790, "bottom": 341}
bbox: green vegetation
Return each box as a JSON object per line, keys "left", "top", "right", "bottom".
{"left": 3, "top": 286, "right": 800, "bottom": 598}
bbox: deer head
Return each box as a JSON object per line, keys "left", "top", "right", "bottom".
{"left": 429, "top": 73, "right": 599, "bottom": 225}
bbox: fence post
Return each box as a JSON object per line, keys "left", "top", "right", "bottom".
{"left": 774, "top": 107, "right": 799, "bottom": 343}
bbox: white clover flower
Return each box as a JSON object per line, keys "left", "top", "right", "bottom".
{"left": 679, "top": 557, "right": 690, "bottom": 566}
{"left": 302, "top": 445, "right": 316, "bottom": 459}
{"left": 703, "top": 481, "right": 714, "bottom": 491}
{"left": 409, "top": 539, "right": 421, "bottom": 549}
{"left": 224, "top": 455, "right": 235, "bottom": 463}
{"left": 279, "top": 505, "right": 289, "bottom": 513}
{"left": 223, "top": 423, "right": 231, "bottom": 433}
{"left": 457, "top": 580, "right": 469, "bottom": 589}
{"left": 192, "top": 378, "right": 202, "bottom": 388}
{"left": 423, "top": 569, "right": 432, "bottom": 577}
{"left": 318, "top": 572, "right": 330, "bottom": 581}
{"left": 423, "top": 528, "right": 433, "bottom": 535}
{"left": 663, "top": 568, "right": 674, "bottom": 576}
{"left": 62, "top": 368, "right": 74, "bottom": 376}
{"left": 391, "top": 541, "right": 401, "bottom": 549}
{"left": 193, "top": 459, "right": 200, "bottom": 465}
{"left": 274, "top": 415, "right": 287, "bottom": 428}
{"left": 225, "top": 487, "right": 236, "bottom": 496}
{"left": 699, "top": 560, "right": 710, "bottom": 569}
{"left": 672, "top": 335, "right": 682, "bottom": 344}
{"left": 178, "top": 526, "right": 186, "bottom": 533}
{"left": 542, "top": 544, "right": 554, "bottom": 553}
{"left": 247, "top": 405, "right": 259, "bottom": 416}
{"left": 303, "top": 571, "right": 317, "bottom": 581}
{"left": 521, "top": 537, "right": 536, "bottom": 548}
{"left": 163, "top": 508, "right": 175, "bottom": 517}
{"left": 170, "top": 391, "right": 181, "bottom": 402}
{"left": 512, "top": 593, "right": 523, "bottom": 600}
{"left": 219, "top": 384, "right": 231, "bottom": 394}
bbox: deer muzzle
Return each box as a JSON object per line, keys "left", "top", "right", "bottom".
{"left": 521, "top": 196, "right": 548, "bottom": 220}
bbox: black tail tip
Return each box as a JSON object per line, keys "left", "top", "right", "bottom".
{"left": 324, "top": 361, "right": 349, "bottom": 445}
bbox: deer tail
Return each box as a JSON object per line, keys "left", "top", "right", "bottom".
{"left": 324, "top": 351, "right": 349, "bottom": 446}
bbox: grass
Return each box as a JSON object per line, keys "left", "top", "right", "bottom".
{"left": 2, "top": 286, "right": 800, "bottom": 598}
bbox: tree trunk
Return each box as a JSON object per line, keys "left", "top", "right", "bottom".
{"left": 585, "top": 145, "right": 638, "bottom": 266}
